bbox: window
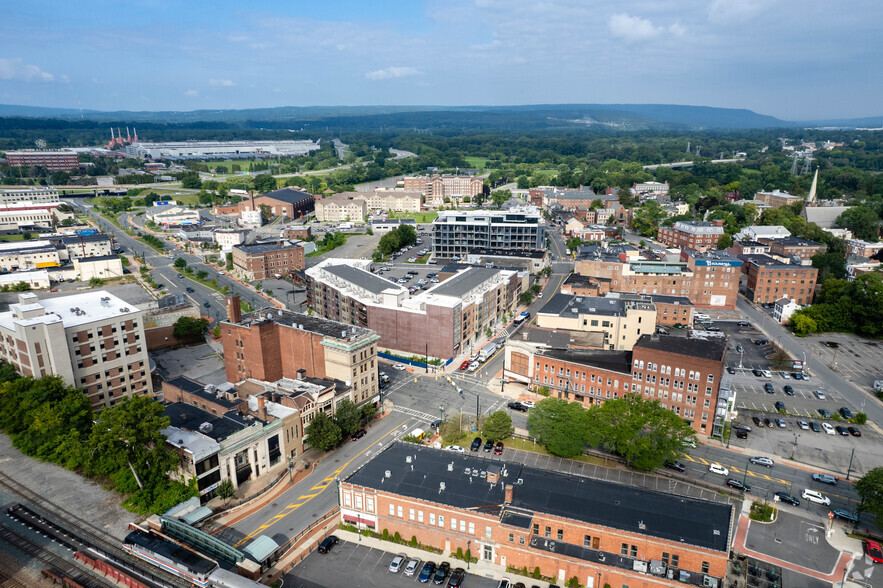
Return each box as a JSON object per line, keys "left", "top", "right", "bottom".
{"left": 662, "top": 553, "right": 669, "bottom": 566}
{"left": 438, "top": 515, "right": 444, "bottom": 528}
{"left": 621, "top": 543, "right": 629, "bottom": 556}
{"left": 519, "top": 535, "right": 525, "bottom": 545}
{"left": 671, "top": 555, "right": 679, "bottom": 568}
{"left": 397, "top": 506, "right": 403, "bottom": 518}
{"left": 545, "top": 526, "right": 551, "bottom": 539}
{"left": 701, "top": 561, "right": 709, "bottom": 574}
{"left": 557, "top": 529, "right": 563, "bottom": 541}
{"left": 509, "top": 533, "right": 514, "bottom": 543}
{"left": 409, "top": 508, "right": 415, "bottom": 521}
{"left": 533, "top": 523, "right": 539, "bottom": 535}
{"left": 430, "top": 513, "right": 436, "bottom": 525}
{"left": 486, "top": 526, "right": 492, "bottom": 539}
{"left": 343, "top": 493, "right": 351, "bottom": 507}
{"left": 584, "top": 535, "right": 592, "bottom": 547}
{"left": 630, "top": 545, "right": 638, "bottom": 558}
{"left": 418, "top": 511, "right": 424, "bottom": 523}
{"left": 459, "top": 520, "right": 466, "bottom": 533}
{"left": 451, "top": 518, "right": 456, "bottom": 530}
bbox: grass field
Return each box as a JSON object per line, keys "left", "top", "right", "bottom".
{"left": 464, "top": 156, "right": 489, "bottom": 169}
{"left": 0, "top": 234, "right": 27, "bottom": 242}
{"left": 388, "top": 211, "right": 438, "bottom": 223}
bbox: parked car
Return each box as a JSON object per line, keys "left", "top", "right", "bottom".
{"left": 783, "top": 385, "right": 794, "bottom": 395}
{"left": 727, "top": 366, "right": 736, "bottom": 374}
{"left": 494, "top": 442, "right": 504, "bottom": 455}
{"left": 775, "top": 418, "right": 787, "bottom": 428}
{"left": 764, "top": 383, "right": 774, "bottom": 393}
{"left": 752, "top": 369, "right": 763, "bottom": 377}
{"left": 726, "top": 478, "right": 751, "bottom": 492}
{"left": 483, "top": 440, "right": 494, "bottom": 452}
{"left": 835, "top": 425, "right": 850, "bottom": 436}
{"left": 797, "top": 420, "right": 809, "bottom": 430}
{"left": 848, "top": 426, "right": 862, "bottom": 437}
{"left": 507, "top": 402, "right": 528, "bottom": 412}
{"left": 318, "top": 535, "right": 339, "bottom": 553}
{"left": 809, "top": 422, "right": 822, "bottom": 433}
{"left": 775, "top": 401, "right": 786, "bottom": 411}
{"left": 738, "top": 321, "right": 750, "bottom": 327}
{"left": 821, "top": 422, "right": 836, "bottom": 435}
{"left": 470, "top": 437, "right": 482, "bottom": 451}
{"left": 735, "top": 429, "right": 748, "bottom": 439}
{"left": 762, "top": 370, "right": 773, "bottom": 377}
{"left": 520, "top": 400, "right": 535, "bottom": 408}
{"left": 733, "top": 423, "right": 752, "bottom": 432}
{"left": 865, "top": 540, "right": 883, "bottom": 564}
{"left": 459, "top": 361, "right": 470, "bottom": 370}
{"left": 833, "top": 509, "right": 859, "bottom": 524}
{"left": 467, "top": 362, "right": 480, "bottom": 372}
{"left": 445, "top": 445, "right": 465, "bottom": 452}
{"left": 433, "top": 561, "right": 451, "bottom": 584}
{"left": 185, "top": 286, "right": 194, "bottom": 293}
{"left": 389, "top": 554, "right": 407, "bottom": 573}
{"left": 812, "top": 473, "right": 838, "bottom": 485}
{"left": 813, "top": 390, "right": 826, "bottom": 400}
{"left": 419, "top": 562, "right": 437, "bottom": 583}
{"left": 351, "top": 429, "right": 366, "bottom": 441}
{"left": 750, "top": 456, "right": 775, "bottom": 467}
{"left": 496, "top": 580, "right": 512, "bottom": 588}
{"left": 775, "top": 492, "right": 800, "bottom": 506}
{"left": 404, "top": 558, "right": 422, "bottom": 576}
{"left": 664, "top": 460, "right": 686, "bottom": 472}
{"left": 840, "top": 407, "right": 854, "bottom": 419}
{"left": 818, "top": 408, "right": 832, "bottom": 418}
{"left": 447, "top": 567, "right": 467, "bottom": 587}
{"left": 752, "top": 416, "right": 764, "bottom": 427}
{"left": 764, "top": 417, "right": 773, "bottom": 427}
{"left": 802, "top": 489, "right": 831, "bottom": 506}
{"left": 709, "top": 463, "right": 729, "bottom": 476}
{"left": 393, "top": 363, "right": 407, "bottom": 371}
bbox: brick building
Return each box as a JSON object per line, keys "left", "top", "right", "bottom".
{"left": 758, "top": 236, "right": 826, "bottom": 264}
{"left": 340, "top": 443, "right": 731, "bottom": 587}
{"left": 231, "top": 241, "right": 305, "bottom": 280}
{"left": 221, "top": 302, "right": 380, "bottom": 406}
{"left": 282, "top": 225, "right": 312, "bottom": 241}
{"left": 0, "top": 291, "right": 151, "bottom": 409}
{"left": 238, "top": 188, "right": 315, "bottom": 219}
{"left": 754, "top": 190, "right": 803, "bottom": 209}
{"left": 575, "top": 245, "right": 742, "bottom": 309}
{"left": 5, "top": 150, "right": 79, "bottom": 171}
{"left": 313, "top": 192, "right": 368, "bottom": 222}
{"left": 845, "top": 239, "right": 883, "bottom": 259}
{"left": 738, "top": 254, "right": 818, "bottom": 305}
{"left": 560, "top": 273, "right": 612, "bottom": 297}
{"left": 306, "top": 259, "right": 521, "bottom": 359}
{"left": 536, "top": 294, "right": 657, "bottom": 351}
{"left": 403, "top": 175, "right": 484, "bottom": 207}
{"left": 506, "top": 333, "right": 726, "bottom": 435}
{"left": 657, "top": 220, "right": 725, "bottom": 252}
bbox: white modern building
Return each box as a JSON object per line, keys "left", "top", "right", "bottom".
{"left": 0, "top": 188, "right": 60, "bottom": 205}
{"left": 126, "top": 140, "right": 320, "bottom": 159}
{"left": 432, "top": 207, "right": 546, "bottom": 258}
{"left": 145, "top": 204, "right": 201, "bottom": 227}
{"left": 0, "top": 291, "right": 152, "bottom": 408}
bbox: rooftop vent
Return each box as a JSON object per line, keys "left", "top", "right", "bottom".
{"left": 447, "top": 463, "right": 453, "bottom": 472}
{"left": 384, "top": 470, "right": 391, "bottom": 478}
{"left": 638, "top": 521, "right": 646, "bottom": 530}
{"left": 405, "top": 456, "right": 412, "bottom": 464}
{"left": 438, "top": 482, "right": 445, "bottom": 493}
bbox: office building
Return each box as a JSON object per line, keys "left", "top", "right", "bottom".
{"left": 340, "top": 443, "right": 731, "bottom": 587}
{"left": 738, "top": 254, "right": 818, "bottom": 305}
{"left": 5, "top": 150, "right": 79, "bottom": 171}
{"left": 0, "top": 291, "right": 151, "bottom": 408}
{"left": 231, "top": 241, "right": 305, "bottom": 280}
{"left": 0, "top": 188, "right": 60, "bottom": 205}
{"left": 432, "top": 208, "right": 546, "bottom": 258}
{"left": 536, "top": 294, "right": 657, "bottom": 351}
{"left": 759, "top": 236, "right": 826, "bottom": 264}
{"left": 657, "top": 220, "right": 725, "bottom": 252}
{"left": 314, "top": 193, "right": 368, "bottom": 223}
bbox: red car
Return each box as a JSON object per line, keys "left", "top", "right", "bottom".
{"left": 866, "top": 540, "right": 883, "bottom": 563}
{"left": 459, "top": 360, "right": 470, "bottom": 370}
{"left": 494, "top": 442, "right": 503, "bottom": 455}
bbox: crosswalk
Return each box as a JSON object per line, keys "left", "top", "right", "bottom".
{"left": 391, "top": 405, "right": 437, "bottom": 423}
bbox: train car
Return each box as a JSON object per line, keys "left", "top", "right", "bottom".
{"left": 122, "top": 529, "right": 217, "bottom": 588}
{"left": 208, "top": 568, "right": 266, "bottom": 588}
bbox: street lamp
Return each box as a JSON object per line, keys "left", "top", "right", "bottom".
{"left": 741, "top": 459, "right": 751, "bottom": 499}
{"left": 466, "top": 540, "right": 471, "bottom": 570}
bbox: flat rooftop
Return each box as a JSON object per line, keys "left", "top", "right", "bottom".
{"left": 540, "top": 348, "right": 633, "bottom": 374}
{"left": 635, "top": 333, "right": 728, "bottom": 362}
{"left": 431, "top": 267, "right": 502, "bottom": 298}
{"left": 346, "top": 443, "right": 732, "bottom": 553}
{"left": 231, "top": 308, "right": 375, "bottom": 341}
{"left": 321, "top": 263, "right": 401, "bottom": 295}
{"left": 124, "top": 529, "right": 216, "bottom": 576}
{"left": 167, "top": 376, "right": 240, "bottom": 410}
{"left": 0, "top": 290, "right": 140, "bottom": 331}
{"left": 233, "top": 241, "right": 300, "bottom": 255}
{"left": 540, "top": 293, "right": 654, "bottom": 317}
{"left": 468, "top": 247, "right": 546, "bottom": 259}
{"left": 164, "top": 402, "right": 250, "bottom": 442}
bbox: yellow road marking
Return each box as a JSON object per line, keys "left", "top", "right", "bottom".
{"left": 231, "top": 421, "right": 406, "bottom": 548}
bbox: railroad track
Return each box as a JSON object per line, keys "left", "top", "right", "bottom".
{"left": 0, "top": 525, "right": 110, "bottom": 588}
{"left": 0, "top": 473, "right": 191, "bottom": 588}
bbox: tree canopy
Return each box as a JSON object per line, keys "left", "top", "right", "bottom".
{"left": 333, "top": 399, "right": 361, "bottom": 436}
{"left": 527, "top": 397, "right": 591, "bottom": 458}
{"left": 481, "top": 410, "right": 513, "bottom": 442}
{"left": 790, "top": 273, "right": 883, "bottom": 337}
{"left": 377, "top": 224, "right": 418, "bottom": 256}
{"left": 305, "top": 412, "right": 342, "bottom": 451}
{"left": 855, "top": 467, "right": 883, "bottom": 528}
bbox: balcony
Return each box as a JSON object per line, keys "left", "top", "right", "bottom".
{"left": 528, "top": 535, "right": 721, "bottom": 587}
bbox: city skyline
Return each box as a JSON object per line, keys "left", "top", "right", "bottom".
{"left": 1, "top": 1, "right": 881, "bottom": 121}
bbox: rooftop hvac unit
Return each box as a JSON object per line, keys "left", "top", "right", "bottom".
{"left": 439, "top": 482, "right": 445, "bottom": 493}
{"left": 447, "top": 462, "right": 453, "bottom": 471}
{"left": 405, "top": 456, "right": 412, "bottom": 463}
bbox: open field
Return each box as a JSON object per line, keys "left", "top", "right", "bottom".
{"left": 388, "top": 211, "right": 438, "bottom": 223}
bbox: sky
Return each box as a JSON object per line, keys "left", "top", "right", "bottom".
{"left": 1, "top": 0, "right": 881, "bottom": 120}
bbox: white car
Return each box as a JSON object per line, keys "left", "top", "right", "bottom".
{"left": 821, "top": 422, "right": 836, "bottom": 435}
{"left": 762, "top": 370, "right": 773, "bottom": 378}
{"left": 467, "top": 362, "right": 480, "bottom": 372}
{"left": 813, "top": 390, "right": 826, "bottom": 400}
{"left": 445, "top": 445, "right": 465, "bottom": 452}
{"left": 520, "top": 400, "right": 535, "bottom": 408}
{"left": 404, "top": 558, "right": 421, "bottom": 576}
{"left": 709, "top": 463, "right": 729, "bottom": 476}
{"left": 389, "top": 554, "right": 407, "bottom": 573}
{"left": 802, "top": 489, "right": 831, "bottom": 506}
{"left": 797, "top": 420, "right": 810, "bottom": 430}
{"left": 392, "top": 363, "right": 407, "bottom": 371}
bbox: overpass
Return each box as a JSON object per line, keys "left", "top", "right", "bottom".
{"left": 642, "top": 157, "right": 744, "bottom": 170}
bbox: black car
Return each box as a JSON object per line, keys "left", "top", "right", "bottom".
{"left": 775, "top": 401, "right": 786, "bottom": 411}
{"left": 726, "top": 366, "right": 736, "bottom": 374}
{"left": 756, "top": 339, "right": 769, "bottom": 345}
{"left": 470, "top": 437, "right": 482, "bottom": 451}
{"left": 447, "top": 567, "right": 466, "bottom": 587}
{"left": 351, "top": 429, "right": 366, "bottom": 441}
{"left": 848, "top": 426, "right": 862, "bottom": 437}
{"left": 155, "top": 283, "right": 165, "bottom": 289}
{"left": 706, "top": 326, "right": 720, "bottom": 331}
{"left": 753, "top": 369, "right": 763, "bottom": 377}
{"left": 775, "top": 492, "right": 800, "bottom": 506}
{"left": 835, "top": 425, "right": 849, "bottom": 436}
{"left": 726, "top": 478, "right": 751, "bottom": 492}
{"left": 177, "top": 273, "right": 184, "bottom": 278}
{"left": 752, "top": 416, "right": 763, "bottom": 427}
{"left": 185, "top": 286, "right": 195, "bottom": 293}
{"left": 317, "top": 535, "right": 338, "bottom": 553}
{"left": 733, "top": 423, "right": 752, "bottom": 432}
{"left": 783, "top": 385, "right": 794, "bottom": 395}
{"left": 664, "top": 460, "right": 686, "bottom": 472}
{"left": 738, "top": 321, "right": 750, "bottom": 327}
{"left": 483, "top": 440, "right": 494, "bottom": 452}
{"left": 839, "top": 407, "right": 853, "bottom": 419}
{"left": 764, "top": 417, "right": 773, "bottom": 428}
{"left": 433, "top": 561, "right": 451, "bottom": 584}
{"left": 818, "top": 408, "right": 832, "bottom": 418}
{"left": 764, "top": 383, "right": 774, "bottom": 393}
{"left": 507, "top": 402, "right": 528, "bottom": 412}
{"left": 735, "top": 429, "right": 748, "bottom": 439}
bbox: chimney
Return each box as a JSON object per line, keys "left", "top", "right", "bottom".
{"left": 296, "top": 368, "right": 306, "bottom": 380}
{"left": 226, "top": 295, "right": 242, "bottom": 323}
{"left": 504, "top": 483, "right": 513, "bottom": 504}
{"left": 249, "top": 190, "right": 256, "bottom": 211}
{"left": 712, "top": 219, "right": 724, "bottom": 227}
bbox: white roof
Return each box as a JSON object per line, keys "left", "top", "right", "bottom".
{"left": 0, "top": 270, "right": 49, "bottom": 284}
{"left": 0, "top": 239, "right": 52, "bottom": 252}
{"left": 0, "top": 289, "right": 141, "bottom": 331}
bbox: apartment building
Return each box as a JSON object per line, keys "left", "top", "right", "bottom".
{"left": 845, "top": 239, "right": 883, "bottom": 259}
{"left": 432, "top": 208, "right": 546, "bottom": 258}
{"left": 759, "top": 236, "right": 827, "bottom": 264}
{"left": 314, "top": 192, "right": 368, "bottom": 222}
{"left": 5, "top": 150, "right": 79, "bottom": 171}
{"left": 575, "top": 245, "right": 742, "bottom": 309}
{"left": 213, "top": 227, "right": 251, "bottom": 253}
{"left": 340, "top": 443, "right": 731, "bottom": 587}
{"left": 754, "top": 190, "right": 803, "bottom": 209}
{"left": 231, "top": 241, "right": 305, "bottom": 280}
{"left": 306, "top": 259, "right": 520, "bottom": 359}
{"left": 0, "top": 291, "right": 151, "bottom": 408}
{"left": 403, "top": 175, "right": 484, "bottom": 207}
{"left": 221, "top": 301, "right": 380, "bottom": 406}
{"left": 633, "top": 181, "right": 670, "bottom": 195}
{"left": 365, "top": 190, "right": 421, "bottom": 213}
{"left": 657, "top": 220, "right": 725, "bottom": 252}
{"left": 536, "top": 294, "right": 657, "bottom": 351}
{"left": 738, "top": 254, "right": 818, "bottom": 305}
{"left": 0, "top": 188, "right": 60, "bottom": 205}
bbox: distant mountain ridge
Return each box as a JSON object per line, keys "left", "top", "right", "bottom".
{"left": 0, "top": 103, "right": 879, "bottom": 130}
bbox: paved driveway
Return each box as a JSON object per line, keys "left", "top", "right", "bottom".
{"left": 744, "top": 510, "right": 840, "bottom": 574}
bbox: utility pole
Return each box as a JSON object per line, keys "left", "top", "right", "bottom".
{"left": 846, "top": 447, "right": 855, "bottom": 480}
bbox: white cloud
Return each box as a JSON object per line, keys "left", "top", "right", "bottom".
{"left": 0, "top": 57, "right": 55, "bottom": 82}
{"left": 708, "top": 0, "right": 768, "bottom": 24}
{"left": 185, "top": 89, "right": 199, "bottom": 96}
{"left": 209, "top": 78, "right": 236, "bottom": 87}
{"left": 365, "top": 66, "right": 421, "bottom": 80}
{"left": 669, "top": 23, "right": 686, "bottom": 37}
{"left": 608, "top": 13, "right": 663, "bottom": 44}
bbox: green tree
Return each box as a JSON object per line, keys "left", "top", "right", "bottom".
{"left": 196, "top": 270, "right": 208, "bottom": 280}
{"left": 491, "top": 189, "right": 511, "bottom": 207}
{"left": 259, "top": 204, "right": 273, "bottom": 223}
{"left": 566, "top": 237, "right": 583, "bottom": 251}
{"left": 88, "top": 277, "right": 104, "bottom": 287}
{"left": 173, "top": 257, "right": 187, "bottom": 269}
{"left": 631, "top": 201, "right": 666, "bottom": 237}
{"left": 836, "top": 206, "right": 880, "bottom": 241}
{"left": 527, "top": 397, "right": 591, "bottom": 458}
{"left": 855, "top": 467, "right": 883, "bottom": 527}
{"left": 481, "top": 410, "right": 513, "bottom": 442}
{"left": 812, "top": 251, "right": 847, "bottom": 281}
{"left": 198, "top": 191, "right": 213, "bottom": 205}
{"left": 225, "top": 252, "right": 233, "bottom": 270}
{"left": 253, "top": 173, "right": 278, "bottom": 193}
{"left": 519, "top": 291, "right": 534, "bottom": 305}
{"left": 172, "top": 316, "right": 209, "bottom": 339}
{"left": 789, "top": 312, "right": 818, "bottom": 336}
{"left": 585, "top": 394, "right": 697, "bottom": 470}
{"left": 216, "top": 478, "right": 235, "bottom": 505}
{"left": 305, "top": 412, "right": 342, "bottom": 451}
{"left": 377, "top": 231, "right": 402, "bottom": 256}
{"left": 181, "top": 174, "right": 202, "bottom": 190}
{"left": 334, "top": 399, "right": 361, "bottom": 436}
{"left": 360, "top": 403, "right": 377, "bottom": 422}
{"left": 716, "top": 234, "right": 733, "bottom": 249}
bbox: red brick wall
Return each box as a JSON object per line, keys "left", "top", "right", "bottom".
{"left": 745, "top": 264, "right": 817, "bottom": 305}
{"left": 222, "top": 321, "right": 283, "bottom": 382}
{"left": 277, "top": 325, "right": 327, "bottom": 380}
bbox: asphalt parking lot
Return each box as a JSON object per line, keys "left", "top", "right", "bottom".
{"left": 804, "top": 331, "right": 883, "bottom": 390}
{"left": 284, "top": 540, "right": 501, "bottom": 588}
{"left": 744, "top": 510, "right": 840, "bottom": 574}
{"left": 696, "top": 319, "right": 776, "bottom": 371}
{"left": 730, "top": 374, "right": 860, "bottom": 417}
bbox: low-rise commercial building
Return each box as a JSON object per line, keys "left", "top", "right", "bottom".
{"left": 536, "top": 294, "right": 657, "bottom": 351}
{"left": 0, "top": 291, "right": 151, "bottom": 408}
{"left": 0, "top": 188, "right": 60, "bottom": 205}
{"left": 0, "top": 208, "right": 54, "bottom": 231}
{"left": 213, "top": 227, "right": 250, "bottom": 252}
{"left": 222, "top": 302, "right": 380, "bottom": 406}
{"left": 5, "top": 150, "right": 79, "bottom": 171}
{"left": 759, "top": 236, "right": 826, "bottom": 264}
{"left": 432, "top": 208, "right": 546, "bottom": 258}
{"left": 340, "top": 443, "right": 731, "bottom": 587}
{"left": 306, "top": 259, "right": 521, "bottom": 359}
{"left": 465, "top": 248, "right": 550, "bottom": 273}
{"left": 657, "top": 220, "right": 725, "bottom": 252}
{"left": 238, "top": 188, "right": 315, "bottom": 220}
{"left": 146, "top": 205, "right": 201, "bottom": 227}
{"left": 738, "top": 254, "right": 818, "bottom": 305}
{"left": 231, "top": 241, "right": 305, "bottom": 280}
